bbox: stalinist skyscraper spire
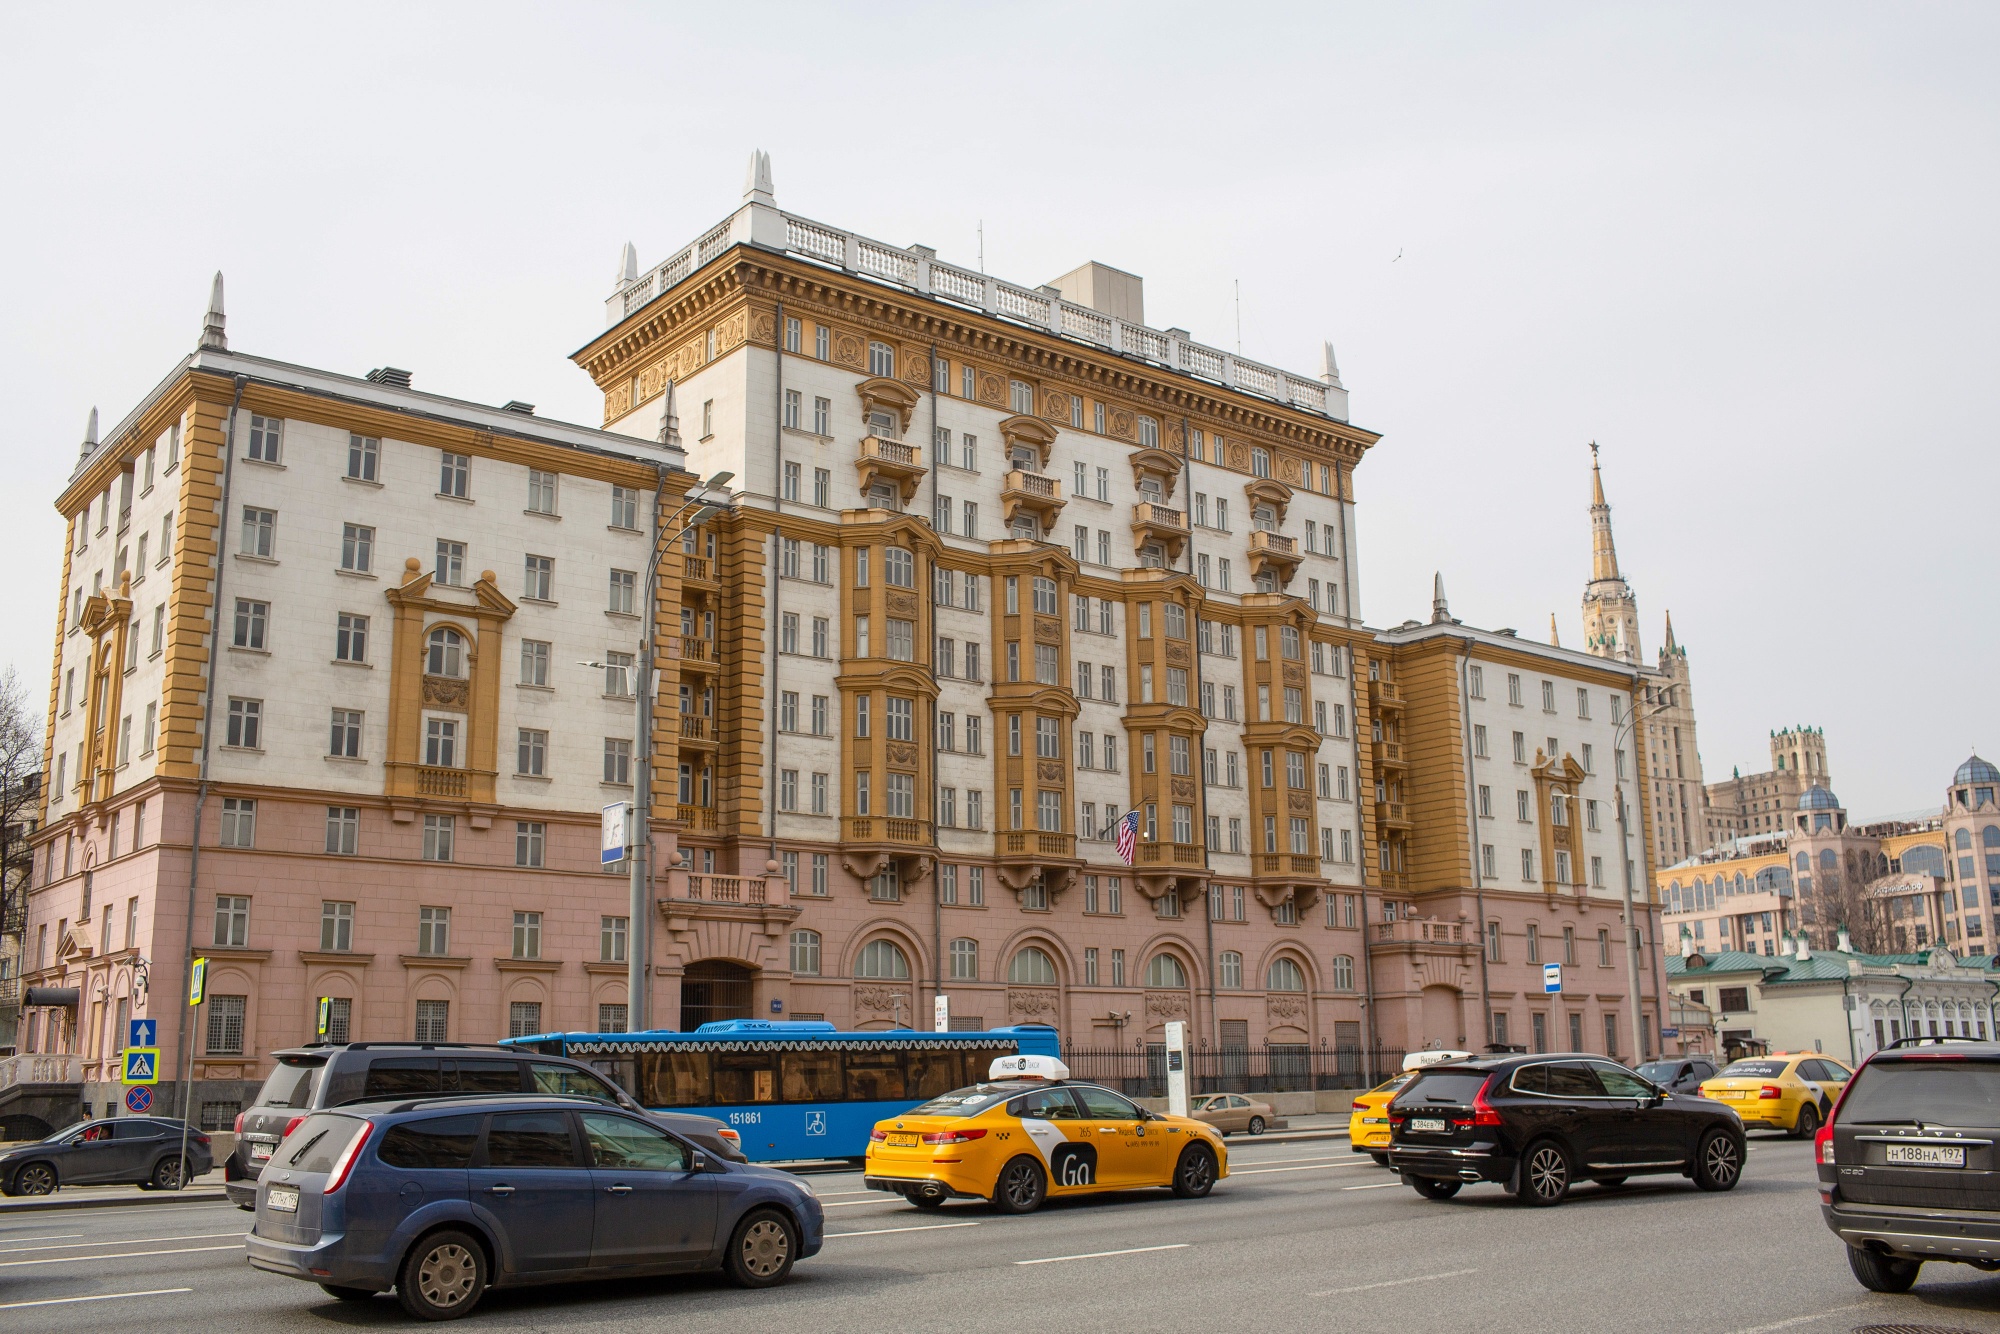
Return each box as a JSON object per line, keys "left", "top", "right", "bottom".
{"left": 1581, "top": 443, "right": 1642, "bottom": 665}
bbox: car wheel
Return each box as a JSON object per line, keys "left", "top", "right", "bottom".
{"left": 1410, "top": 1176, "right": 1462, "bottom": 1200}
{"left": 1370, "top": 1152, "right": 1391, "bottom": 1168}
{"left": 1593, "top": 1177, "right": 1628, "bottom": 1189}
{"left": 152, "top": 1156, "right": 189, "bottom": 1191}
{"left": 11, "top": 1162, "right": 57, "bottom": 1196}
{"left": 724, "top": 1208, "right": 798, "bottom": 1288}
{"left": 1792, "top": 1103, "right": 1820, "bottom": 1140}
{"left": 1172, "top": 1144, "right": 1218, "bottom": 1198}
{"left": 1694, "top": 1132, "right": 1743, "bottom": 1192}
{"left": 1247, "top": 1116, "right": 1266, "bottom": 1136}
{"left": 396, "top": 1229, "right": 487, "bottom": 1321}
{"left": 1517, "top": 1141, "right": 1572, "bottom": 1207}
{"left": 319, "top": 1285, "right": 375, "bottom": 1302}
{"left": 1846, "top": 1244, "right": 1921, "bottom": 1293}
{"left": 991, "top": 1156, "right": 1048, "bottom": 1214}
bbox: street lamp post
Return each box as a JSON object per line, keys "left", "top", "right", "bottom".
{"left": 584, "top": 465, "right": 733, "bottom": 1035}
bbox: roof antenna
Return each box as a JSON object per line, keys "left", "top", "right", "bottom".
{"left": 1234, "top": 279, "right": 1242, "bottom": 355}
{"left": 977, "top": 220, "right": 984, "bottom": 274}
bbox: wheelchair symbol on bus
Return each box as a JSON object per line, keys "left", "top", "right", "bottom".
{"left": 805, "top": 1110, "right": 827, "bottom": 1137}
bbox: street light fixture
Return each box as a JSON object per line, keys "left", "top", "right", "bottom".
{"left": 1613, "top": 684, "right": 1681, "bottom": 1064}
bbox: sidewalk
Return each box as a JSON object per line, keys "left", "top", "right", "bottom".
{"left": 0, "top": 1168, "right": 230, "bottom": 1214}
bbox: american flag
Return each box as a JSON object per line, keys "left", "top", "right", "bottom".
{"left": 1114, "top": 809, "right": 1140, "bottom": 866}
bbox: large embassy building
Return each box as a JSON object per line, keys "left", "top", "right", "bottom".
{"left": 17, "top": 158, "right": 1665, "bottom": 1120}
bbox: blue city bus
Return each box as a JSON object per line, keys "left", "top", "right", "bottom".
{"left": 502, "top": 1020, "right": 1061, "bottom": 1161}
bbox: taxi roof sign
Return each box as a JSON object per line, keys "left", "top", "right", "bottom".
{"left": 988, "top": 1053, "right": 1070, "bottom": 1082}
{"left": 1402, "top": 1049, "right": 1476, "bottom": 1072}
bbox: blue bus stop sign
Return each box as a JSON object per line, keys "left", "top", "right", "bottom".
{"left": 1543, "top": 963, "right": 1563, "bottom": 995}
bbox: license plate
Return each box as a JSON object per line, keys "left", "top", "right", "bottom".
{"left": 1887, "top": 1144, "right": 1966, "bottom": 1168}
{"left": 1410, "top": 1117, "right": 1447, "bottom": 1133}
{"left": 886, "top": 1133, "right": 920, "bottom": 1147}
{"left": 1718, "top": 1090, "right": 1743, "bottom": 1099}
{"left": 267, "top": 1186, "right": 299, "bottom": 1213}
{"left": 251, "top": 1144, "right": 272, "bottom": 1162}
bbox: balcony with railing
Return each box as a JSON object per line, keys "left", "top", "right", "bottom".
{"left": 1003, "top": 830, "right": 1078, "bottom": 859}
{"left": 845, "top": 816, "right": 932, "bottom": 846}
{"left": 677, "top": 874, "right": 769, "bottom": 905}
{"left": 1374, "top": 800, "right": 1412, "bottom": 831}
{"left": 1247, "top": 528, "right": 1302, "bottom": 585}
{"left": 1131, "top": 501, "right": 1189, "bottom": 561}
{"left": 1372, "top": 917, "right": 1473, "bottom": 947}
{"left": 856, "top": 434, "right": 926, "bottom": 505}
{"left": 677, "top": 637, "right": 718, "bottom": 671}
{"left": 676, "top": 804, "right": 719, "bottom": 832}
{"left": 417, "top": 766, "right": 467, "bottom": 799}
{"left": 1372, "top": 739, "right": 1406, "bottom": 767}
{"left": 1138, "top": 840, "right": 1204, "bottom": 867}
{"left": 1369, "top": 679, "right": 1403, "bottom": 709}
{"left": 1000, "top": 469, "right": 1065, "bottom": 528}
{"left": 1258, "top": 853, "right": 1323, "bottom": 876}
{"left": 680, "top": 716, "right": 716, "bottom": 746}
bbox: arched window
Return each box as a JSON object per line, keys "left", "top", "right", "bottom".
{"left": 1144, "top": 953, "right": 1188, "bottom": 988}
{"left": 884, "top": 547, "right": 914, "bottom": 589}
{"left": 1984, "top": 825, "right": 2000, "bottom": 847}
{"left": 789, "top": 929, "right": 821, "bottom": 976}
{"left": 1733, "top": 873, "right": 1746, "bottom": 895}
{"left": 1138, "top": 415, "right": 1159, "bottom": 448}
{"left": 1902, "top": 844, "right": 1945, "bottom": 878}
{"left": 1795, "top": 852, "right": 1810, "bottom": 872}
{"left": 868, "top": 341, "right": 895, "bottom": 378}
{"left": 1009, "top": 379, "right": 1035, "bottom": 414}
{"left": 1266, "top": 957, "right": 1306, "bottom": 992}
{"left": 1821, "top": 849, "right": 1839, "bottom": 870}
{"left": 1957, "top": 829, "right": 1974, "bottom": 850}
{"left": 949, "top": 937, "right": 978, "bottom": 981}
{"left": 1008, "top": 947, "right": 1057, "bottom": 985}
{"left": 426, "top": 626, "right": 466, "bottom": 677}
{"left": 1250, "top": 447, "right": 1271, "bottom": 479}
{"left": 1218, "top": 951, "right": 1243, "bottom": 989}
{"left": 856, "top": 939, "right": 910, "bottom": 979}
{"left": 1332, "top": 955, "right": 1355, "bottom": 990}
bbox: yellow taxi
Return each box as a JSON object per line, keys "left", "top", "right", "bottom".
{"left": 862, "top": 1055, "right": 1229, "bottom": 1213}
{"left": 1697, "top": 1052, "right": 1853, "bottom": 1136}
{"left": 1348, "top": 1074, "right": 1413, "bottom": 1163}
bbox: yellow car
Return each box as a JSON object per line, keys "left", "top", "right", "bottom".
{"left": 1698, "top": 1053, "right": 1853, "bottom": 1136}
{"left": 1348, "top": 1073, "right": 1415, "bottom": 1164}
{"left": 863, "top": 1056, "right": 1228, "bottom": 1213}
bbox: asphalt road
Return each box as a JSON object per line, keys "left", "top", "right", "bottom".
{"left": 5, "top": 1135, "right": 2000, "bottom": 1333}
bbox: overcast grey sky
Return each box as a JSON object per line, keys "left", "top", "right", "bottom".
{"left": 2, "top": 3, "right": 1992, "bottom": 820}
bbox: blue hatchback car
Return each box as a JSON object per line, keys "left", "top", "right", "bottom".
{"left": 244, "top": 1095, "right": 824, "bottom": 1319}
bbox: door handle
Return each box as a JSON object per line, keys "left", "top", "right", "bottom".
{"left": 1097, "top": 1127, "right": 1117, "bottom": 1134}
{"left": 606, "top": 1184, "right": 633, "bottom": 1194}
{"left": 487, "top": 1184, "right": 515, "bottom": 1196}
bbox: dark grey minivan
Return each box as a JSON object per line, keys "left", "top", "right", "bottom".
{"left": 244, "top": 1095, "right": 823, "bottom": 1319}
{"left": 225, "top": 1043, "right": 743, "bottom": 1208}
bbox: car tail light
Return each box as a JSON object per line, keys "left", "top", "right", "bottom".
{"left": 869, "top": 1128, "right": 888, "bottom": 1142}
{"left": 233, "top": 1112, "right": 245, "bottom": 1135}
{"left": 321, "top": 1122, "right": 373, "bottom": 1195}
{"left": 1352, "top": 1100, "right": 1369, "bottom": 1113}
{"left": 1472, "top": 1080, "right": 1503, "bottom": 1127}
{"left": 1388, "top": 1115, "right": 1405, "bottom": 1130}
{"left": 282, "top": 1115, "right": 307, "bottom": 1140}
{"left": 1759, "top": 1085, "right": 1782, "bottom": 1100}
{"left": 921, "top": 1129, "right": 988, "bottom": 1145}
{"left": 1815, "top": 1122, "right": 1835, "bottom": 1166}
{"left": 194, "top": 1133, "right": 212, "bottom": 1146}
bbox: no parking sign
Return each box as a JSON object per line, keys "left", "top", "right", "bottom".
{"left": 125, "top": 1085, "right": 153, "bottom": 1113}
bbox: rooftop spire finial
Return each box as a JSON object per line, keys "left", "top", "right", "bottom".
{"left": 656, "top": 380, "right": 681, "bottom": 450}
{"left": 1430, "top": 571, "right": 1450, "bottom": 624}
{"left": 79, "top": 406, "right": 99, "bottom": 460}
{"left": 1320, "top": 340, "right": 1344, "bottom": 389}
{"left": 1663, "top": 609, "right": 1678, "bottom": 651}
{"left": 1549, "top": 613, "right": 1561, "bottom": 648}
{"left": 617, "top": 242, "right": 638, "bottom": 286}
{"left": 199, "top": 271, "right": 227, "bottom": 351}
{"left": 743, "top": 149, "right": 775, "bottom": 206}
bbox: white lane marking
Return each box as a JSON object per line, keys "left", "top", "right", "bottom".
{"left": 828, "top": 1222, "right": 984, "bottom": 1238}
{"left": 0, "top": 1243, "right": 243, "bottom": 1269}
{"left": 823, "top": 1199, "right": 910, "bottom": 1208}
{"left": 0, "top": 1230, "right": 243, "bottom": 1255}
{"left": 1231, "top": 1162, "right": 1372, "bottom": 1176}
{"left": 1309, "top": 1267, "right": 1478, "bottom": 1296}
{"left": 1341, "top": 1181, "right": 1404, "bottom": 1191}
{"left": 0, "top": 1233, "right": 83, "bottom": 1245}
{"left": 0, "top": 1287, "right": 194, "bottom": 1311}
{"left": 810, "top": 1191, "right": 879, "bottom": 1200}
{"left": 1016, "top": 1243, "right": 1190, "bottom": 1266}
{"left": 1725, "top": 1305, "right": 1866, "bottom": 1334}
{"left": 1221, "top": 1153, "right": 1356, "bottom": 1165}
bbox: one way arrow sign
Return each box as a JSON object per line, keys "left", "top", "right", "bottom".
{"left": 128, "top": 1018, "right": 157, "bottom": 1049}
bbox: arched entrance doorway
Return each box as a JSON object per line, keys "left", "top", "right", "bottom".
{"left": 681, "top": 961, "right": 754, "bottom": 1028}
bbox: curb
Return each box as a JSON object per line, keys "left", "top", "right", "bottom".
{"left": 0, "top": 1188, "right": 230, "bottom": 1214}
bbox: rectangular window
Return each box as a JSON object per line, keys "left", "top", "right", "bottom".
{"left": 213, "top": 894, "right": 250, "bottom": 946}
{"left": 226, "top": 698, "right": 262, "bottom": 749}
{"left": 423, "top": 814, "right": 455, "bottom": 862}
{"left": 240, "top": 506, "right": 275, "bottom": 558}
{"left": 527, "top": 469, "right": 557, "bottom": 514}
{"left": 334, "top": 523, "right": 374, "bottom": 575}
{"left": 515, "top": 727, "right": 547, "bottom": 777}
{"left": 206, "top": 994, "right": 247, "bottom": 1055}
{"left": 232, "top": 598, "right": 267, "bottom": 650}
{"left": 523, "top": 554, "right": 553, "bottom": 601}
{"left": 611, "top": 485, "right": 639, "bottom": 529}
{"left": 414, "top": 999, "right": 450, "bottom": 1043}
{"left": 810, "top": 772, "right": 827, "bottom": 813}
{"left": 346, "top": 433, "right": 378, "bottom": 481}
{"left": 515, "top": 821, "right": 546, "bottom": 868}
{"left": 439, "top": 451, "right": 469, "bottom": 498}
{"left": 247, "top": 414, "right": 283, "bottom": 463}
{"left": 416, "top": 906, "right": 451, "bottom": 956}
{"left": 332, "top": 612, "right": 370, "bottom": 663}
{"left": 608, "top": 568, "right": 637, "bottom": 614}
{"left": 604, "top": 737, "right": 632, "bottom": 784}
{"left": 327, "top": 708, "right": 362, "bottom": 759}
{"left": 813, "top": 395, "right": 830, "bottom": 434}
{"left": 512, "top": 911, "right": 543, "bottom": 960}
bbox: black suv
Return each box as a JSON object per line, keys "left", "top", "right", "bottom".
{"left": 224, "top": 1043, "right": 744, "bottom": 1208}
{"left": 1818, "top": 1039, "right": 2000, "bottom": 1293}
{"left": 1387, "top": 1052, "right": 1747, "bottom": 1206}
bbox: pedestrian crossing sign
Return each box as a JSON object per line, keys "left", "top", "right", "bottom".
{"left": 123, "top": 1046, "right": 161, "bottom": 1085}
{"left": 189, "top": 957, "right": 207, "bottom": 1007}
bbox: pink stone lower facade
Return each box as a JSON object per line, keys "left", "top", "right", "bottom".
{"left": 21, "top": 784, "right": 1665, "bottom": 1112}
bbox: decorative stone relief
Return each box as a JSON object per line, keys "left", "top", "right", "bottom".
{"left": 1171, "top": 777, "right": 1196, "bottom": 800}
{"left": 886, "top": 590, "right": 917, "bottom": 617}
{"left": 901, "top": 352, "right": 929, "bottom": 386}
{"left": 978, "top": 373, "right": 1005, "bottom": 405}
{"left": 1280, "top": 455, "right": 1304, "bottom": 485}
{"left": 752, "top": 312, "right": 776, "bottom": 346}
{"left": 1037, "top": 759, "right": 1063, "bottom": 783}
{"left": 1145, "top": 991, "right": 1190, "bottom": 1019}
{"left": 886, "top": 741, "right": 918, "bottom": 767}
{"left": 1165, "top": 641, "right": 1190, "bottom": 666}
{"left": 1009, "top": 989, "right": 1060, "bottom": 1020}
{"left": 1288, "top": 791, "right": 1312, "bottom": 814}
{"left": 1228, "top": 442, "right": 1248, "bottom": 470}
{"left": 1110, "top": 409, "right": 1135, "bottom": 440}
{"left": 1041, "top": 391, "right": 1069, "bottom": 423}
{"left": 421, "top": 675, "right": 469, "bottom": 709}
{"left": 1267, "top": 994, "right": 1307, "bottom": 1021}
{"left": 1034, "top": 617, "right": 1061, "bottom": 645}
{"left": 834, "top": 334, "right": 865, "bottom": 368}
{"left": 854, "top": 984, "right": 910, "bottom": 1014}
{"left": 1283, "top": 663, "right": 1305, "bottom": 686}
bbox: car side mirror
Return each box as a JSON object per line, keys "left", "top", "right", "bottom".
{"left": 690, "top": 1151, "right": 711, "bottom": 1172}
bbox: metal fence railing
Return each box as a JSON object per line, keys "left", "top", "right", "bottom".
{"left": 1059, "top": 1044, "right": 1408, "bottom": 1099}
